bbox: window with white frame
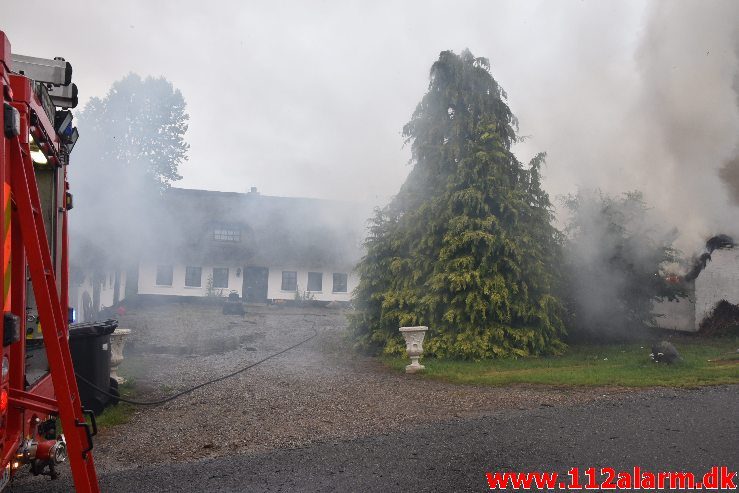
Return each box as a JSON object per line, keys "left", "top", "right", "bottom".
{"left": 155, "top": 265, "right": 173, "bottom": 286}
{"left": 185, "top": 266, "right": 202, "bottom": 287}
{"left": 213, "top": 223, "right": 240, "bottom": 242}
{"left": 307, "top": 272, "right": 322, "bottom": 292}
{"left": 332, "top": 273, "right": 348, "bottom": 293}
{"left": 212, "top": 267, "right": 229, "bottom": 288}
{"left": 281, "top": 271, "right": 297, "bottom": 291}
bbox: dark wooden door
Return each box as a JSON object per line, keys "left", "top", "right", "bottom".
{"left": 243, "top": 266, "right": 269, "bottom": 303}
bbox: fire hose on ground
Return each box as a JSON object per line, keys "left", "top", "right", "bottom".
{"left": 74, "top": 324, "right": 318, "bottom": 406}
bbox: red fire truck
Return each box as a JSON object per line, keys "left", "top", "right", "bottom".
{"left": 0, "top": 30, "right": 100, "bottom": 491}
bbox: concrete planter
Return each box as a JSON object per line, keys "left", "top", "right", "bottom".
{"left": 399, "top": 326, "right": 428, "bottom": 373}
{"left": 110, "top": 328, "right": 131, "bottom": 384}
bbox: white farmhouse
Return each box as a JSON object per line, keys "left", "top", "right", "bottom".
{"left": 134, "top": 187, "right": 364, "bottom": 303}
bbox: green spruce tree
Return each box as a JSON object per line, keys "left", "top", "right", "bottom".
{"left": 351, "top": 50, "right": 565, "bottom": 359}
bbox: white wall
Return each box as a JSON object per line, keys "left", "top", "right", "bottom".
{"left": 99, "top": 270, "right": 126, "bottom": 309}
{"left": 99, "top": 271, "right": 115, "bottom": 308}
{"left": 695, "top": 247, "right": 739, "bottom": 324}
{"left": 653, "top": 295, "right": 696, "bottom": 332}
{"left": 137, "top": 261, "right": 243, "bottom": 298}
{"left": 138, "top": 262, "right": 358, "bottom": 302}
{"left": 121, "top": 270, "right": 127, "bottom": 303}
{"left": 266, "top": 267, "right": 357, "bottom": 302}
{"left": 69, "top": 275, "right": 93, "bottom": 322}
{"left": 69, "top": 269, "right": 126, "bottom": 322}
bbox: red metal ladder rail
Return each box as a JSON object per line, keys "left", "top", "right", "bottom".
{"left": 7, "top": 134, "right": 99, "bottom": 492}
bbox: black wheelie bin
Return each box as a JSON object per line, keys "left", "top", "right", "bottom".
{"left": 69, "top": 319, "right": 118, "bottom": 415}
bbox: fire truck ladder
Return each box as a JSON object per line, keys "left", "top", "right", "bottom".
{"left": 7, "top": 135, "right": 99, "bottom": 492}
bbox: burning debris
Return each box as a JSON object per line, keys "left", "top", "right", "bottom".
{"left": 698, "top": 300, "right": 739, "bottom": 337}
{"left": 684, "top": 234, "right": 735, "bottom": 282}
{"left": 650, "top": 341, "right": 681, "bottom": 364}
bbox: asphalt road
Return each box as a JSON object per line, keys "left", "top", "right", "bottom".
{"left": 11, "top": 385, "right": 738, "bottom": 492}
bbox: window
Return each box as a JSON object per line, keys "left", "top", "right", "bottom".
{"left": 213, "top": 223, "right": 240, "bottom": 242}
{"left": 212, "top": 268, "right": 229, "bottom": 288}
{"left": 185, "top": 266, "right": 202, "bottom": 287}
{"left": 307, "top": 272, "right": 322, "bottom": 292}
{"left": 281, "top": 271, "right": 297, "bottom": 291}
{"left": 332, "top": 273, "right": 348, "bottom": 293}
{"left": 156, "top": 265, "right": 173, "bottom": 286}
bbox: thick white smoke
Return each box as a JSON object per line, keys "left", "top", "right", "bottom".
{"left": 631, "top": 0, "right": 739, "bottom": 251}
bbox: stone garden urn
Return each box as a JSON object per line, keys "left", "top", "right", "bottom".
{"left": 109, "top": 328, "right": 131, "bottom": 384}
{"left": 399, "top": 326, "right": 428, "bottom": 373}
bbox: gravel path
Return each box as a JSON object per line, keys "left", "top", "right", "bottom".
{"left": 11, "top": 302, "right": 633, "bottom": 489}
{"left": 12, "top": 385, "right": 738, "bottom": 492}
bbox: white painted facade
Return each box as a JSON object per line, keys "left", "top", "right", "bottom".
{"left": 137, "top": 261, "right": 244, "bottom": 298}
{"left": 694, "top": 247, "right": 739, "bottom": 323}
{"left": 653, "top": 295, "right": 696, "bottom": 332}
{"left": 266, "top": 267, "right": 358, "bottom": 302}
{"left": 69, "top": 275, "right": 93, "bottom": 322}
{"left": 137, "top": 262, "right": 357, "bottom": 302}
{"left": 98, "top": 270, "right": 126, "bottom": 309}
{"left": 69, "top": 269, "right": 127, "bottom": 322}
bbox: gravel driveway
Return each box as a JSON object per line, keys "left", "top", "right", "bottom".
{"left": 11, "top": 301, "right": 644, "bottom": 490}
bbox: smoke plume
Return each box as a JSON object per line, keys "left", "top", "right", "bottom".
{"left": 632, "top": 0, "right": 739, "bottom": 249}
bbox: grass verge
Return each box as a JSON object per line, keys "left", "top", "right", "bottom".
{"left": 381, "top": 337, "right": 739, "bottom": 388}
{"left": 95, "top": 380, "right": 137, "bottom": 428}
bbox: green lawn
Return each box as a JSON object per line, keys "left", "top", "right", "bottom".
{"left": 382, "top": 337, "right": 739, "bottom": 388}
{"left": 95, "top": 380, "right": 137, "bottom": 428}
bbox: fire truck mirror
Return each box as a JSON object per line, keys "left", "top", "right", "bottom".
{"left": 3, "top": 103, "right": 21, "bottom": 138}
{"left": 47, "top": 83, "right": 79, "bottom": 109}
{"left": 2, "top": 312, "right": 20, "bottom": 347}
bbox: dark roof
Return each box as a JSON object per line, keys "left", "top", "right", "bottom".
{"left": 144, "top": 188, "right": 366, "bottom": 269}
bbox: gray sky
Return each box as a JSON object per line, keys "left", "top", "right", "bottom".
{"left": 4, "top": 0, "right": 738, "bottom": 249}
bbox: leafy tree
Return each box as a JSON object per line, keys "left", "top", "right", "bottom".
{"left": 73, "top": 73, "right": 189, "bottom": 191}
{"left": 560, "top": 189, "right": 685, "bottom": 340}
{"left": 69, "top": 74, "right": 189, "bottom": 264}
{"left": 351, "top": 50, "right": 565, "bottom": 359}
